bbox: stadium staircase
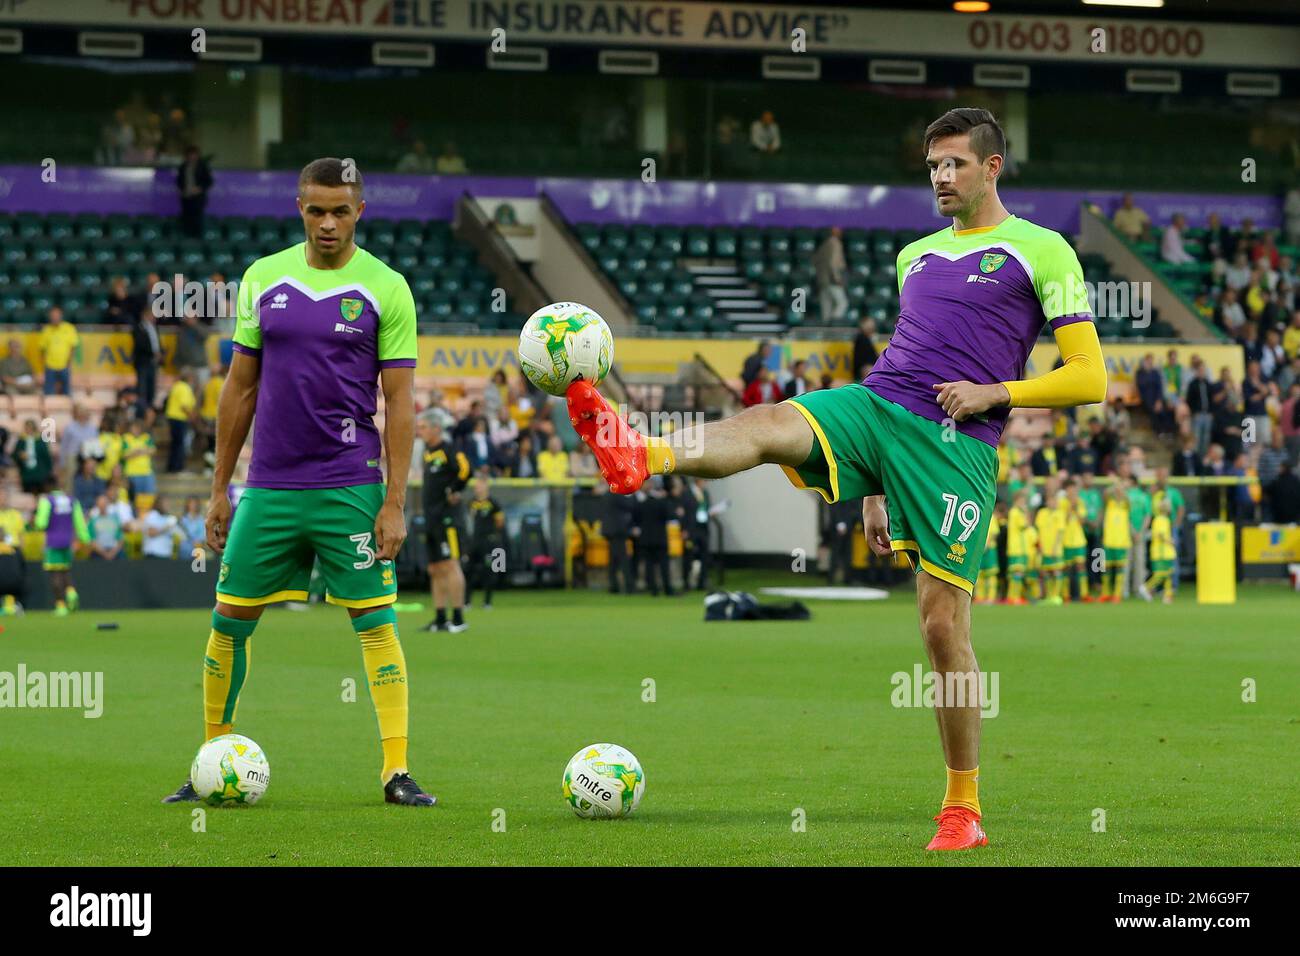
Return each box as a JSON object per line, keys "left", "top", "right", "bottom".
{"left": 681, "top": 261, "right": 781, "bottom": 334}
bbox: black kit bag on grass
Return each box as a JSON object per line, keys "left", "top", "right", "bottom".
{"left": 704, "top": 590, "right": 811, "bottom": 622}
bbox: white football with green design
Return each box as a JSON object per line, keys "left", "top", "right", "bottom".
{"left": 563, "top": 742, "right": 645, "bottom": 819}
{"left": 518, "top": 302, "right": 613, "bottom": 396}
{"left": 191, "top": 734, "right": 270, "bottom": 807}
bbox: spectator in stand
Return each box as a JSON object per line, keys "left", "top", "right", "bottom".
{"left": 1250, "top": 229, "right": 1281, "bottom": 271}
{"left": 88, "top": 495, "right": 124, "bottom": 561}
{"left": 396, "top": 140, "right": 435, "bottom": 174}
{"left": 852, "top": 316, "right": 878, "bottom": 379}
{"left": 819, "top": 373, "right": 834, "bottom": 390}
{"left": 38, "top": 307, "right": 78, "bottom": 396}
{"left": 1171, "top": 432, "right": 1204, "bottom": 477}
{"left": 749, "top": 111, "right": 781, "bottom": 154}
{"left": 122, "top": 416, "right": 157, "bottom": 500}
{"left": 462, "top": 418, "right": 492, "bottom": 472}
{"left": 812, "top": 227, "right": 848, "bottom": 323}
{"left": 1215, "top": 287, "right": 1246, "bottom": 334}
{"left": 59, "top": 404, "right": 99, "bottom": 478}
{"left": 741, "top": 341, "right": 772, "bottom": 388}
{"left": 506, "top": 434, "right": 538, "bottom": 479}
{"left": 175, "top": 307, "right": 210, "bottom": 386}
{"left": 132, "top": 307, "right": 162, "bottom": 414}
{"left": 14, "top": 419, "right": 53, "bottom": 494}
{"left": 783, "top": 359, "right": 811, "bottom": 400}
{"left": 1184, "top": 357, "right": 1214, "bottom": 454}
{"left": 141, "top": 496, "right": 179, "bottom": 558}
{"left": 96, "top": 108, "right": 135, "bottom": 166}
{"left": 0, "top": 339, "right": 37, "bottom": 396}
{"left": 1160, "top": 213, "right": 1197, "bottom": 265}
{"left": 1135, "top": 353, "right": 1163, "bottom": 413}
{"left": 1068, "top": 432, "right": 1099, "bottom": 475}
{"left": 1257, "top": 429, "right": 1290, "bottom": 495}
{"left": 1112, "top": 193, "right": 1151, "bottom": 242}
{"left": 164, "top": 370, "right": 198, "bottom": 473}
{"left": 198, "top": 362, "right": 223, "bottom": 467}
{"left": 742, "top": 368, "right": 782, "bottom": 407}
{"left": 1260, "top": 328, "right": 1286, "bottom": 381}
{"left": 1191, "top": 290, "right": 1215, "bottom": 324}
{"left": 1029, "top": 438, "right": 1063, "bottom": 477}
{"left": 1266, "top": 462, "right": 1300, "bottom": 523}
{"left": 176, "top": 145, "right": 213, "bottom": 238}
{"left": 1202, "top": 211, "right": 1233, "bottom": 263}
{"left": 1284, "top": 311, "right": 1300, "bottom": 362}
{"left": 73, "top": 457, "right": 104, "bottom": 514}
{"left": 1280, "top": 381, "right": 1300, "bottom": 463}
{"left": 103, "top": 276, "right": 142, "bottom": 327}
{"left": 1211, "top": 366, "right": 1244, "bottom": 461}
{"left": 1242, "top": 361, "right": 1271, "bottom": 450}
{"left": 488, "top": 404, "right": 518, "bottom": 453}
{"left": 435, "top": 142, "right": 468, "bottom": 175}
{"left": 483, "top": 369, "right": 508, "bottom": 419}
{"left": 179, "top": 496, "right": 206, "bottom": 558}
{"left": 1105, "top": 395, "right": 1131, "bottom": 437}
{"left": 537, "top": 435, "right": 570, "bottom": 482}
{"left": 1223, "top": 251, "right": 1252, "bottom": 293}
{"left": 94, "top": 410, "right": 124, "bottom": 483}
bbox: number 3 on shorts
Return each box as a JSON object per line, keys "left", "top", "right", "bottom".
{"left": 350, "top": 532, "right": 376, "bottom": 570}
{"left": 940, "top": 493, "right": 981, "bottom": 541}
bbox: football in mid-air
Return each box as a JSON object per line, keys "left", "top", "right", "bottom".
{"left": 191, "top": 734, "right": 271, "bottom": 807}
{"left": 518, "top": 302, "right": 613, "bottom": 396}
{"left": 562, "top": 743, "right": 645, "bottom": 819}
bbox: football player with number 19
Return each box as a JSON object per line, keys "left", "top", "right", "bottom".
{"left": 569, "top": 109, "right": 1108, "bottom": 849}
{"left": 162, "top": 157, "right": 436, "bottom": 808}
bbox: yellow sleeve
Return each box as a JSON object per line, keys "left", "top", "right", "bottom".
{"left": 1002, "top": 321, "right": 1107, "bottom": 409}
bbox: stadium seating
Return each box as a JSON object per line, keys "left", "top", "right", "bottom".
{"left": 0, "top": 210, "right": 520, "bottom": 334}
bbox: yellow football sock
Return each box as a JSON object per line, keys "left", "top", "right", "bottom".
{"left": 1077, "top": 570, "right": 1089, "bottom": 599}
{"left": 646, "top": 436, "right": 676, "bottom": 476}
{"left": 204, "top": 612, "right": 256, "bottom": 736}
{"left": 353, "top": 607, "right": 410, "bottom": 784}
{"left": 942, "top": 766, "right": 981, "bottom": 815}
{"left": 1008, "top": 575, "right": 1022, "bottom": 601}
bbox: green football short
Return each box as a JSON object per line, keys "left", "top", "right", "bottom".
{"left": 44, "top": 547, "right": 72, "bottom": 571}
{"left": 784, "top": 384, "right": 999, "bottom": 594}
{"left": 979, "top": 546, "right": 999, "bottom": 571}
{"left": 1005, "top": 553, "right": 1027, "bottom": 572}
{"left": 1149, "top": 558, "right": 1174, "bottom": 573}
{"left": 1104, "top": 547, "right": 1129, "bottom": 566}
{"left": 1063, "top": 546, "right": 1087, "bottom": 564}
{"left": 217, "top": 484, "right": 397, "bottom": 609}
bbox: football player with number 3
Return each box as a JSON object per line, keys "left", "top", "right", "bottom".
{"left": 567, "top": 109, "right": 1107, "bottom": 849}
{"left": 162, "top": 158, "right": 437, "bottom": 808}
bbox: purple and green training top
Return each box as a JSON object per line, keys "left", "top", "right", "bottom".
{"left": 233, "top": 243, "right": 417, "bottom": 489}
{"left": 864, "top": 214, "right": 1094, "bottom": 448}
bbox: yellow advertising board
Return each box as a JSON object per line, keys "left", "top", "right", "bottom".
{"left": 15, "top": 330, "right": 1243, "bottom": 389}
{"left": 1240, "top": 526, "right": 1300, "bottom": 564}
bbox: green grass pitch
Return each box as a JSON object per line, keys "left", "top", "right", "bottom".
{"left": 0, "top": 573, "right": 1296, "bottom": 866}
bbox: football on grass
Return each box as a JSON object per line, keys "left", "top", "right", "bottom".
{"left": 191, "top": 734, "right": 270, "bottom": 806}
{"left": 563, "top": 743, "right": 645, "bottom": 819}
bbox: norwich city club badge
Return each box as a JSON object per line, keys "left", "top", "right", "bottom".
{"left": 339, "top": 298, "right": 364, "bottom": 321}
{"left": 979, "top": 253, "right": 1007, "bottom": 274}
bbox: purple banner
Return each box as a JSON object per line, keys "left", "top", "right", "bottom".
{"left": 0, "top": 165, "right": 1282, "bottom": 233}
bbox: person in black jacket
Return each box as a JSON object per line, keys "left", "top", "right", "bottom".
{"left": 596, "top": 481, "right": 637, "bottom": 594}
{"left": 419, "top": 415, "right": 471, "bottom": 632}
{"left": 852, "top": 316, "right": 878, "bottom": 380}
{"left": 636, "top": 477, "right": 675, "bottom": 597}
{"left": 1171, "top": 433, "right": 1204, "bottom": 477}
{"left": 1266, "top": 463, "right": 1300, "bottom": 524}
{"left": 464, "top": 475, "right": 505, "bottom": 609}
{"left": 131, "top": 307, "right": 162, "bottom": 415}
{"left": 176, "top": 145, "right": 214, "bottom": 238}
{"left": 828, "top": 495, "right": 861, "bottom": 585}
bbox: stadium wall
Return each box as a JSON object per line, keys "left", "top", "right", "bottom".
{"left": 0, "top": 166, "right": 1284, "bottom": 234}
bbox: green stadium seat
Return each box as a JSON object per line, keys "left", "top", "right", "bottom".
{"left": 601, "top": 228, "right": 629, "bottom": 253}
{"left": 685, "top": 230, "right": 710, "bottom": 257}
{"left": 635, "top": 303, "right": 658, "bottom": 324}
{"left": 623, "top": 255, "right": 648, "bottom": 275}
{"left": 713, "top": 230, "right": 737, "bottom": 257}
{"left": 576, "top": 224, "right": 602, "bottom": 252}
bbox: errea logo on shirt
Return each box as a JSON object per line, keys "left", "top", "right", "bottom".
{"left": 270, "top": 293, "right": 289, "bottom": 309}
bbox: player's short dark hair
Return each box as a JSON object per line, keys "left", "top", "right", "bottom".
{"left": 923, "top": 108, "right": 1006, "bottom": 164}
{"left": 298, "top": 157, "right": 363, "bottom": 199}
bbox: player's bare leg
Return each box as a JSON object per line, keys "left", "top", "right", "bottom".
{"left": 915, "top": 572, "right": 988, "bottom": 850}
{"left": 568, "top": 381, "right": 814, "bottom": 492}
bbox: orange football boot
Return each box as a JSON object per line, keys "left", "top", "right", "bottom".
{"left": 925, "top": 806, "right": 989, "bottom": 851}
{"left": 567, "top": 380, "right": 649, "bottom": 494}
